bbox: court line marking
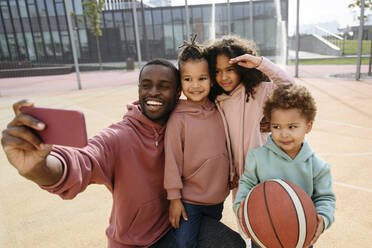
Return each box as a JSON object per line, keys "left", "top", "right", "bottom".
{"left": 334, "top": 182, "right": 372, "bottom": 193}
{"left": 318, "top": 152, "right": 372, "bottom": 157}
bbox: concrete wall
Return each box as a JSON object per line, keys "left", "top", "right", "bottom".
{"left": 289, "top": 34, "right": 343, "bottom": 56}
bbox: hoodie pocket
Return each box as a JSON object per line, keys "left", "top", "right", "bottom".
{"left": 183, "top": 153, "right": 229, "bottom": 204}
{"left": 126, "top": 193, "right": 169, "bottom": 241}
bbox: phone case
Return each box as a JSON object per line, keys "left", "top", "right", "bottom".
{"left": 21, "top": 106, "right": 88, "bottom": 148}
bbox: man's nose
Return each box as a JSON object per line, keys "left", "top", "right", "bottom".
{"left": 149, "top": 86, "right": 160, "bottom": 96}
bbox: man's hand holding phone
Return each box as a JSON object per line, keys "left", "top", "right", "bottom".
{"left": 1, "top": 100, "right": 87, "bottom": 186}
{"left": 20, "top": 105, "right": 87, "bottom": 148}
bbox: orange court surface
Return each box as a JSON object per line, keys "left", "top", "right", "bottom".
{"left": 0, "top": 64, "right": 371, "bottom": 247}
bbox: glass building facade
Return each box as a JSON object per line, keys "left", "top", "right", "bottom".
{"left": 0, "top": 0, "right": 288, "bottom": 64}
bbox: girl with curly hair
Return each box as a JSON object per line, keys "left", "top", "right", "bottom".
{"left": 206, "top": 35, "right": 295, "bottom": 196}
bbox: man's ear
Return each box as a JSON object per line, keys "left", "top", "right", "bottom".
{"left": 306, "top": 121, "right": 313, "bottom": 133}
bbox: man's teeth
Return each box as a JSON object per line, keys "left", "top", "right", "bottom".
{"left": 146, "top": 100, "right": 163, "bottom": 106}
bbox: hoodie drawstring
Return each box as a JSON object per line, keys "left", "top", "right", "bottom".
{"left": 152, "top": 127, "right": 160, "bottom": 147}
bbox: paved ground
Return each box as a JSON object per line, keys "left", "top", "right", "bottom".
{"left": 0, "top": 65, "right": 371, "bottom": 247}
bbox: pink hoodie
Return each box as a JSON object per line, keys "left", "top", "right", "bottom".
{"left": 164, "top": 99, "right": 231, "bottom": 205}
{"left": 215, "top": 57, "right": 295, "bottom": 182}
{"left": 42, "top": 102, "right": 170, "bottom": 248}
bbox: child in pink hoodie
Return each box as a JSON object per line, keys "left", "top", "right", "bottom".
{"left": 164, "top": 36, "right": 232, "bottom": 248}
{"left": 206, "top": 35, "right": 295, "bottom": 196}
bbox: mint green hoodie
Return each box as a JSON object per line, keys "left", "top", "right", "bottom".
{"left": 233, "top": 135, "right": 336, "bottom": 230}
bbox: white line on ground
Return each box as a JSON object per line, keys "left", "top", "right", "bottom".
{"left": 334, "top": 182, "right": 372, "bottom": 193}
{"left": 320, "top": 119, "right": 372, "bottom": 130}
{"left": 318, "top": 152, "right": 372, "bottom": 157}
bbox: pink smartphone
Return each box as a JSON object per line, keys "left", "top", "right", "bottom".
{"left": 20, "top": 106, "right": 88, "bottom": 148}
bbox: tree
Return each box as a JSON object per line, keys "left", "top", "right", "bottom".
{"left": 349, "top": 0, "right": 372, "bottom": 75}
{"left": 348, "top": 0, "right": 372, "bottom": 10}
{"left": 83, "top": 0, "right": 105, "bottom": 70}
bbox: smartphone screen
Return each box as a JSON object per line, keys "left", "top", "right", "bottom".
{"left": 21, "top": 106, "right": 88, "bottom": 148}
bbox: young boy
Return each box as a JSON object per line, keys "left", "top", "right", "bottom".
{"left": 233, "top": 84, "right": 336, "bottom": 248}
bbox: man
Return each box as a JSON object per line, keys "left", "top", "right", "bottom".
{"left": 1, "top": 59, "right": 245, "bottom": 248}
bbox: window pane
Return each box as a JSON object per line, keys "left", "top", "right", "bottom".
{"left": 17, "top": 33, "right": 27, "bottom": 59}
{"left": 202, "top": 6, "right": 211, "bottom": 23}
{"left": 145, "top": 10, "right": 152, "bottom": 25}
{"left": 74, "top": 0, "right": 83, "bottom": 15}
{"left": 33, "top": 32, "right": 45, "bottom": 57}
{"left": 46, "top": 0, "right": 56, "bottom": 16}
{"left": 254, "top": 2, "right": 264, "bottom": 16}
{"left": 163, "top": 9, "right": 171, "bottom": 24}
{"left": 25, "top": 32, "right": 36, "bottom": 60}
{"left": 27, "top": 0, "right": 37, "bottom": 17}
{"left": 152, "top": 10, "right": 161, "bottom": 25}
{"left": 0, "top": 34, "right": 10, "bottom": 58}
{"left": 36, "top": 0, "right": 46, "bottom": 17}
{"left": 232, "top": 4, "right": 243, "bottom": 21}
{"left": 173, "top": 24, "right": 183, "bottom": 48}
{"left": 172, "top": 8, "right": 182, "bottom": 24}
{"left": 1, "top": 2, "right": 10, "bottom": 19}
{"left": 78, "top": 29, "right": 88, "bottom": 57}
{"left": 123, "top": 10, "right": 133, "bottom": 25}
{"left": 43, "top": 31, "right": 54, "bottom": 56}
{"left": 52, "top": 31, "right": 62, "bottom": 57}
{"left": 18, "top": 0, "right": 28, "bottom": 18}
{"left": 104, "top": 12, "right": 114, "bottom": 28}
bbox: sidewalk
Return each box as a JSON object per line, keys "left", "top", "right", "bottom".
{"left": 288, "top": 50, "right": 370, "bottom": 60}
{"left": 0, "top": 64, "right": 370, "bottom": 97}
{"left": 0, "top": 69, "right": 140, "bottom": 96}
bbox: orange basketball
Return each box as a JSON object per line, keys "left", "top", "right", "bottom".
{"left": 238, "top": 179, "right": 318, "bottom": 248}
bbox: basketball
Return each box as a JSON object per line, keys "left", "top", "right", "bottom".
{"left": 237, "top": 179, "right": 318, "bottom": 248}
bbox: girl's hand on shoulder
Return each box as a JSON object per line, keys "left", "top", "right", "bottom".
{"left": 306, "top": 214, "right": 324, "bottom": 247}
{"left": 169, "top": 199, "right": 188, "bottom": 228}
{"left": 229, "top": 54, "right": 263, "bottom": 69}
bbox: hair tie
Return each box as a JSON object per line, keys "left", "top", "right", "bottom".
{"left": 178, "top": 34, "right": 198, "bottom": 49}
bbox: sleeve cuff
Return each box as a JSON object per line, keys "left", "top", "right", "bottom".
{"left": 256, "top": 56, "right": 272, "bottom": 71}
{"left": 167, "top": 189, "right": 181, "bottom": 200}
{"left": 39, "top": 151, "right": 68, "bottom": 190}
{"left": 321, "top": 214, "right": 330, "bottom": 231}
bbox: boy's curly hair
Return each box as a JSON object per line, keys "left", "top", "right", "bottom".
{"left": 206, "top": 35, "right": 270, "bottom": 102}
{"left": 178, "top": 34, "right": 207, "bottom": 70}
{"left": 263, "top": 84, "right": 317, "bottom": 123}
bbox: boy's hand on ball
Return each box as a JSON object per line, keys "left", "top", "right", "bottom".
{"left": 229, "top": 54, "right": 263, "bottom": 69}
{"left": 307, "top": 214, "right": 324, "bottom": 247}
{"left": 169, "top": 199, "right": 188, "bottom": 228}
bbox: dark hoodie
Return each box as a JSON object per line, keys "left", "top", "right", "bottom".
{"left": 164, "top": 99, "right": 231, "bottom": 205}
{"left": 42, "top": 102, "right": 171, "bottom": 248}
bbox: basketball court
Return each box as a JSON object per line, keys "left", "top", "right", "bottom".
{"left": 0, "top": 65, "right": 371, "bottom": 247}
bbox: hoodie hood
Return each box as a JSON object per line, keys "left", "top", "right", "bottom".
{"left": 264, "top": 134, "right": 314, "bottom": 162}
{"left": 125, "top": 101, "right": 165, "bottom": 147}
{"left": 215, "top": 83, "right": 245, "bottom": 103}
{"left": 172, "top": 99, "right": 216, "bottom": 118}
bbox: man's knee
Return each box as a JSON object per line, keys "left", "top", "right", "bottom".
{"left": 198, "top": 216, "right": 246, "bottom": 248}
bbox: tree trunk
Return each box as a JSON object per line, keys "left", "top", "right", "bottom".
{"left": 96, "top": 35, "right": 103, "bottom": 70}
